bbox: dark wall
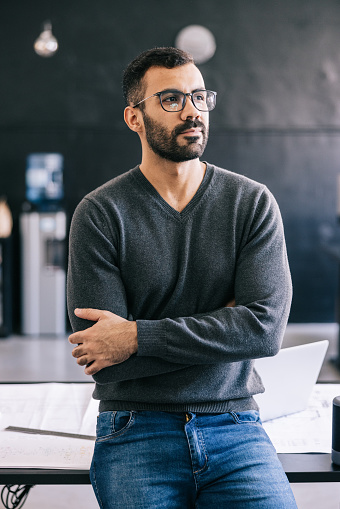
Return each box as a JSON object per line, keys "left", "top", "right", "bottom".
{"left": 1, "top": 0, "right": 340, "bottom": 328}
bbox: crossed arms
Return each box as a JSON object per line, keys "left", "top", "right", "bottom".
{"left": 69, "top": 299, "right": 236, "bottom": 376}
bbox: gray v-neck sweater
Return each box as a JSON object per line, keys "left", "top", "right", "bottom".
{"left": 67, "top": 163, "right": 292, "bottom": 414}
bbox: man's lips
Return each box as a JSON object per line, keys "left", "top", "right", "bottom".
{"left": 180, "top": 128, "right": 202, "bottom": 136}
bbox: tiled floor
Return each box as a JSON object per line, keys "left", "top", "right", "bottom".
{"left": 1, "top": 324, "right": 340, "bottom": 508}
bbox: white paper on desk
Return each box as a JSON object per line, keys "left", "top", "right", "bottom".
{"left": 263, "top": 383, "right": 340, "bottom": 453}
{"left": 0, "top": 383, "right": 99, "bottom": 469}
{"left": 79, "top": 396, "right": 100, "bottom": 436}
{"left": 0, "top": 431, "right": 94, "bottom": 469}
{"left": 0, "top": 383, "right": 98, "bottom": 435}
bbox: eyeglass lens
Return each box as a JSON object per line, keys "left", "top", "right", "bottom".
{"left": 160, "top": 91, "right": 215, "bottom": 112}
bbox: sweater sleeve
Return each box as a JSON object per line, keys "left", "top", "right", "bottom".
{"left": 67, "top": 197, "right": 192, "bottom": 382}
{"left": 136, "top": 187, "right": 292, "bottom": 364}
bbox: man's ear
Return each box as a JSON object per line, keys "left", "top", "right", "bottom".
{"left": 124, "top": 106, "right": 143, "bottom": 133}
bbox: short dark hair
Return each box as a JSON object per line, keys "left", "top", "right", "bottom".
{"left": 122, "top": 47, "right": 195, "bottom": 107}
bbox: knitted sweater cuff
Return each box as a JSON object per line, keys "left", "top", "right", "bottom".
{"left": 136, "top": 320, "right": 167, "bottom": 358}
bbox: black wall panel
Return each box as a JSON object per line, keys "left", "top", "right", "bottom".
{"left": 2, "top": 0, "right": 340, "bottom": 328}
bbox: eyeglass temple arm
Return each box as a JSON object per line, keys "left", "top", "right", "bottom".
{"left": 132, "top": 93, "right": 159, "bottom": 108}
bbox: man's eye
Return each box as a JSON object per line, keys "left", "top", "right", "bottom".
{"left": 194, "top": 93, "right": 206, "bottom": 102}
{"left": 163, "top": 94, "right": 181, "bottom": 103}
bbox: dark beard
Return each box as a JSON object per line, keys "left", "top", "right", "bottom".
{"left": 142, "top": 113, "right": 209, "bottom": 163}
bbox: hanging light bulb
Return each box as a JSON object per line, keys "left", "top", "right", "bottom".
{"left": 34, "top": 20, "right": 58, "bottom": 57}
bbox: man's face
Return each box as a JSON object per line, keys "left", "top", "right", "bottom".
{"left": 139, "top": 64, "right": 209, "bottom": 163}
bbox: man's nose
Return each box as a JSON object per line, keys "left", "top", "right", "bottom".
{"left": 180, "top": 94, "right": 201, "bottom": 120}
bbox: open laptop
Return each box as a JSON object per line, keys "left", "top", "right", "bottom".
{"left": 253, "top": 340, "right": 329, "bottom": 422}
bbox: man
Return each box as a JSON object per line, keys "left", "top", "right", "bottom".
{"left": 67, "top": 47, "right": 297, "bottom": 508}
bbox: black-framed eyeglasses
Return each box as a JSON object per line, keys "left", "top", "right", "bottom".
{"left": 133, "top": 89, "right": 217, "bottom": 112}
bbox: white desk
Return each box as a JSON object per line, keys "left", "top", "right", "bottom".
{"left": 0, "top": 383, "right": 339, "bottom": 485}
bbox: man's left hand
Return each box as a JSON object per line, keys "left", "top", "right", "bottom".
{"left": 68, "top": 308, "right": 138, "bottom": 376}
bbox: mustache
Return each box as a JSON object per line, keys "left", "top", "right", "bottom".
{"left": 173, "top": 119, "right": 207, "bottom": 136}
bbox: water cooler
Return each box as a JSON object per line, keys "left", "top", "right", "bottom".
{"left": 20, "top": 153, "right": 66, "bottom": 335}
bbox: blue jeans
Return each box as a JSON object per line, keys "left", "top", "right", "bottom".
{"left": 90, "top": 410, "right": 297, "bottom": 508}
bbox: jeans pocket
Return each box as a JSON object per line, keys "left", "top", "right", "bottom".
{"left": 96, "top": 411, "right": 135, "bottom": 442}
{"left": 229, "top": 410, "right": 261, "bottom": 425}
